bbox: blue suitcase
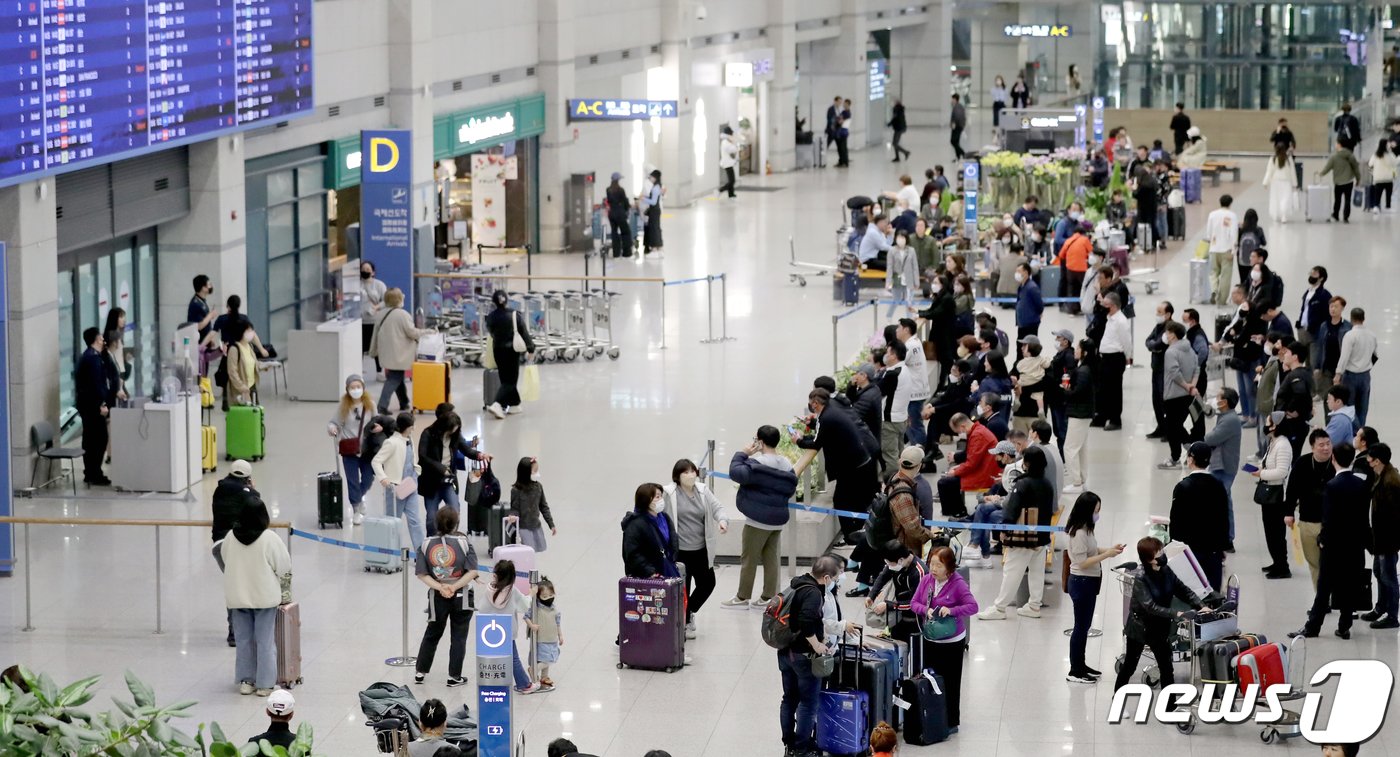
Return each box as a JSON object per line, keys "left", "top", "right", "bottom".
{"left": 817, "top": 641, "right": 870, "bottom": 756}
{"left": 1181, "top": 167, "right": 1202, "bottom": 204}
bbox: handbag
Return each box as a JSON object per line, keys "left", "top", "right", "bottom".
{"left": 337, "top": 410, "right": 366, "bottom": 457}
{"left": 919, "top": 613, "right": 959, "bottom": 641}
{"left": 1253, "top": 481, "right": 1284, "bottom": 506}
{"left": 394, "top": 477, "right": 417, "bottom": 500}
{"left": 482, "top": 335, "right": 497, "bottom": 370}
{"left": 520, "top": 364, "right": 541, "bottom": 402}
{"left": 808, "top": 653, "right": 836, "bottom": 678}
{"left": 511, "top": 311, "right": 527, "bottom": 353}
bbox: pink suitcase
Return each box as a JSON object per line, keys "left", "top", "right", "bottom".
{"left": 275, "top": 602, "right": 303, "bottom": 688}
{"left": 492, "top": 543, "right": 536, "bottom": 595}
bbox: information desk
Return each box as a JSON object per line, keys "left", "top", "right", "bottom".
{"left": 110, "top": 395, "right": 201, "bottom": 493}
{"left": 287, "top": 319, "right": 362, "bottom": 401}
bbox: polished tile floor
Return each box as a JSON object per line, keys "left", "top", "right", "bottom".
{"left": 6, "top": 120, "right": 1400, "bottom": 756}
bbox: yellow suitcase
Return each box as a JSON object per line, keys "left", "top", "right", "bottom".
{"left": 199, "top": 377, "right": 215, "bottom": 409}
{"left": 201, "top": 425, "right": 218, "bottom": 472}
{"left": 411, "top": 360, "right": 450, "bottom": 413}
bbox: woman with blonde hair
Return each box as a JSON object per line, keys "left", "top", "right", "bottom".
{"left": 369, "top": 287, "right": 423, "bottom": 415}
{"left": 328, "top": 374, "right": 376, "bottom": 524}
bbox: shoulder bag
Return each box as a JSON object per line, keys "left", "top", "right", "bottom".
{"left": 1252, "top": 441, "right": 1285, "bottom": 506}
{"left": 338, "top": 409, "right": 366, "bottom": 457}
{"left": 511, "top": 311, "right": 527, "bottom": 353}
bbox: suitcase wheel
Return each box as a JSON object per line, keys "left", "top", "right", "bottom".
{"left": 225, "top": 454, "right": 232, "bottom": 461}
{"left": 1176, "top": 717, "right": 1196, "bottom": 735}
{"left": 616, "top": 663, "right": 624, "bottom": 669}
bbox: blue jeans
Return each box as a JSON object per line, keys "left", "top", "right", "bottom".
{"left": 907, "top": 399, "right": 928, "bottom": 446}
{"left": 887, "top": 285, "right": 912, "bottom": 317}
{"left": 231, "top": 607, "right": 278, "bottom": 689}
{"left": 1210, "top": 469, "right": 1237, "bottom": 542}
{"left": 342, "top": 454, "right": 374, "bottom": 507}
{"left": 378, "top": 369, "right": 409, "bottom": 414}
{"left": 972, "top": 501, "right": 1005, "bottom": 554}
{"left": 423, "top": 483, "right": 461, "bottom": 537}
{"left": 1236, "top": 369, "right": 1257, "bottom": 420}
{"left": 1155, "top": 207, "right": 1167, "bottom": 246}
{"left": 1375, "top": 553, "right": 1399, "bottom": 619}
{"left": 512, "top": 641, "right": 532, "bottom": 689}
{"left": 1067, "top": 574, "right": 1101, "bottom": 673}
{"left": 1342, "top": 370, "right": 1372, "bottom": 427}
{"left": 778, "top": 649, "right": 820, "bottom": 750}
{"left": 386, "top": 487, "right": 426, "bottom": 551}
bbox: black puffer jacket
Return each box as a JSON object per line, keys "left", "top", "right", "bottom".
{"left": 211, "top": 475, "right": 261, "bottom": 542}
{"left": 620, "top": 511, "right": 679, "bottom": 579}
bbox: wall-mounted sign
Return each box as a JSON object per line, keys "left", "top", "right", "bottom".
{"left": 360, "top": 130, "right": 414, "bottom": 308}
{"left": 753, "top": 58, "right": 775, "bottom": 77}
{"left": 1091, "top": 97, "right": 1105, "bottom": 145}
{"left": 724, "top": 62, "right": 754, "bottom": 88}
{"left": 568, "top": 99, "right": 678, "bottom": 121}
{"left": 869, "top": 59, "right": 888, "bottom": 102}
{"left": 1003, "top": 24, "right": 1072, "bottom": 38}
{"left": 458, "top": 113, "right": 517, "bottom": 147}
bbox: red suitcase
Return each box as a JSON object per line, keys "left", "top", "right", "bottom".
{"left": 275, "top": 602, "right": 303, "bottom": 688}
{"left": 1236, "top": 642, "right": 1287, "bottom": 690}
{"left": 1200, "top": 633, "right": 1266, "bottom": 685}
{"left": 618, "top": 576, "right": 686, "bottom": 672}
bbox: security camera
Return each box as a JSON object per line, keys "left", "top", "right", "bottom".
{"left": 695, "top": 4, "right": 707, "bottom": 21}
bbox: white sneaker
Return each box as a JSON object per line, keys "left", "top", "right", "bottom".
{"left": 1062, "top": 484, "right": 1084, "bottom": 494}
{"left": 750, "top": 598, "right": 771, "bottom": 608}
{"left": 1156, "top": 457, "right": 1181, "bottom": 470}
{"left": 720, "top": 597, "right": 751, "bottom": 609}
{"left": 1016, "top": 606, "right": 1042, "bottom": 619}
{"left": 962, "top": 546, "right": 984, "bottom": 561}
{"left": 685, "top": 621, "right": 697, "bottom": 640}
{"left": 352, "top": 509, "right": 364, "bottom": 526}
{"left": 238, "top": 682, "right": 254, "bottom": 695}
{"left": 506, "top": 405, "right": 524, "bottom": 415}
{"left": 486, "top": 402, "right": 506, "bottom": 419}
{"left": 977, "top": 607, "right": 1007, "bottom": 621}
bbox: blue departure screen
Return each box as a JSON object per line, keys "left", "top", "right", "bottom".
{"left": 0, "top": 0, "right": 311, "bottom": 187}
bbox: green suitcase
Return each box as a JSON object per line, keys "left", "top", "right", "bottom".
{"left": 226, "top": 405, "right": 265, "bottom": 461}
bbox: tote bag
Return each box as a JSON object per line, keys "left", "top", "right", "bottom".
{"left": 520, "top": 365, "right": 541, "bottom": 402}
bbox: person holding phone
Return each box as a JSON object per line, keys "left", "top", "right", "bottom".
{"left": 1064, "top": 492, "right": 1125, "bottom": 683}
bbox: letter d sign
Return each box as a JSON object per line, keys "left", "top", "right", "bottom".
{"left": 369, "top": 137, "right": 399, "bottom": 173}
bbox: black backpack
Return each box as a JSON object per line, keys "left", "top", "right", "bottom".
{"left": 761, "top": 584, "right": 819, "bottom": 649}
{"left": 864, "top": 478, "right": 913, "bottom": 552}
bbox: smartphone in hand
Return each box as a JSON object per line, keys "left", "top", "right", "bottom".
{"left": 1241, "top": 463, "right": 1259, "bottom": 473}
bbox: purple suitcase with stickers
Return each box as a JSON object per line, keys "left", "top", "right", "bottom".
{"left": 617, "top": 576, "right": 686, "bottom": 672}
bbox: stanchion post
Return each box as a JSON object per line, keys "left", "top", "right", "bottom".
{"left": 22, "top": 523, "right": 33, "bottom": 632}
{"left": 154, "top": 525, "right": 163, "bottom": 635}
{"left": 705, "top": 439, "right": 716, "bottom": 492}
{"left": 660, "top": 283, "right": 667, "bottom": 350}
{"left": 703, "top": 276, "right": 715, "bottom": 343}
{"left": 871, "top": 298, "right": 878, "bottom": 334}
{"left": 385, "top": 548, "right": 418, "bottom": 667}
{"left": 831, "top": 314, "right": 839, "bottom": 372}
{"left": 720, "top": 274, "right": 730, "bottom": 341}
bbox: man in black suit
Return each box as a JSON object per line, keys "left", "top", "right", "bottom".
{"left": 824, "top": 96, "right": 842, "bottom": 149}
{"left": 74, "top": 327, "right": 113, "bottom": 485}
{"left": 1168, "top": 442, "right": 1232, "bottom": 591}
{"left": 1334, "top": 103, "right": 1361, "bottom": 151}
{"left": 1292, "top": 443, "right": 1371, "bottom": 640}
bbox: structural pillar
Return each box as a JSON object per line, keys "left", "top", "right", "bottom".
{"left": 386, "top": 0, "right": 437, "bottom": 294}
{"left": 659, "top": 0, "right": 697, "bottom": 206}
{"left": 157, "top": 136, "right": 247, "bottom": 336}
{"left": 766, "top": 0, "right": 799, "bottom": 173}
{"left": 897, "top": 3, "right": 951, "bottom": 137}
{"left": 538, "top": 0, "right": 577, "bottom": 252}
{"left": 0, "top": 179, "right": 60, "bottom": 487}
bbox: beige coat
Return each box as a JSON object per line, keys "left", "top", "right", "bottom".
{"left": 369, "top": 308, "right": 422, "bottom": 371}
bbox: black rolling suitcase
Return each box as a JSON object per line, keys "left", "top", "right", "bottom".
{"left": 1168, "top": 207, "right": 1186, "bottom": 240}
{"left": 317, "top": 450, "right": 343, "bottom": 528}
{"left": 835, "top": 636, "right": 898, "bottom": 730}
{"left": 488, "top": 501, "right": 511, "bottom": 551}
{"left": 899, "top": 636, "right": 950, "bottom": 745}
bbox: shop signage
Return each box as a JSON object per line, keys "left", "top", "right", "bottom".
{"left": 477, "top": 615, "right": 514, "bottom": 757}
{"left": 0, "top": 242, "right": 11, "bottom": 578}
{"left": 1003, "top": 24, "right": 1072, "bottom": 38}
{"left": 568, "top": 99, "right": 678, "bottom": 121}
{"left": 869, "top": 59, "right": 887, "bottom": 102}
{"left": 457, "top": 113, "right": 517, "bottom": 147}
{"left": 724, "top": 62, "right": 754, "bottom": 88}
{"left": 359, "top": 129, "right": 415, "bottom": 307}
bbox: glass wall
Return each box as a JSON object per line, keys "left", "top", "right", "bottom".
{"left": 245, "top": 146, "right": 330, "bottom": 350}
{"left": 57, "top": 230, "right": 160, "bottom": 414}
{"left": 1099, "top": 1, "right": 1372, "bottom": 110}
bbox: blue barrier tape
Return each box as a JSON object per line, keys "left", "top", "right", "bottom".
{"left": 833, "top": 301, "right": 877, "bottom": 321}
{"left": 290, "top": 527, "right": 503, "bottom": 570}
{"left": 976, "top": 296, "right": 1080, "bottom": 304}
{"left": 707, "top": 470, "right": 1063, "bottom": 533}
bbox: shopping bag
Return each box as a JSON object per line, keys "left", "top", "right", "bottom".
{"left": 1291, "top": 524, "right": 1305, "bottom": 564}
{"left": 520, "top": 364, "right": 541, "bottom": 402}
{"left": 482, "top": 336, "right": 497, "bottom": 369}
{"left": 1193, "top": 240, "right": 1209, "bottom": 260}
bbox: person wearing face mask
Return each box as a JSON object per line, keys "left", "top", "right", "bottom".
{"left": 412, "top": 508, "right": 479, "bottom": 689}
{"left": 1051, "top": 221, "right": 1092, "bottom": 316}
{"left": 1203, "top": 388, "right": 1244, "bottom": 547}
{"left": 369, "top": 287, "right": 425, "bottom": 416}
{"left": 666, "top": 459, "right": 730, "bottom": 638}
{"left": 358, "top": 261, "right": 387, "bottom": 373}
{"left": 1144, "top": 301, "right": 1176, "bottom": 440}
{"left": 416, "top": 412, "right": 475, "bottom": 538}
{"left": 621, "top": 483, "right": 681, "bottom": 580}
{"left": 1045, "top": 330, "right": 1076, "bottom": 454}
{"left": 917, "top": 273, "right": 956, "bottom": 386}
{"left": 1012, "top": 195, "right": 1044, "bottom": 229}
{"left": 1275, "top": 339, "right": 1316, "bottom": 455}
{"left": 1169, "top": 443, "right": 1231, "bottom": 590}
{"left": 329, "top": 375, "right": 377, "bottom": 524}
{"left": 1289, "top": 443, "right": 1369, "bottom": 640}
{"left": 225, "top": 321, "right": 261, "bottom": 408}
{"left": 1078, "top": 251, "right": 1102, "bottom": 327}
{"left": 909, "top": 546, "right": 978, "bottom": 733}
{"left": 775, "top": 555, "right": 842, "bottom": 757}
{"left": 483, "top": 290, "right": 537, "bottom": 419}
{"left": 923, "top": 359, "right": 974, "bottom": 447}
{"left": 1157, "top": 322, "right": 1200, "bottom": 470}
{"left": 372, "top": 412, "right": 427, "bottom": 550}
{"left": 951, "top": 275, "right": 976, "bottom": 336}
{"left": 1051, "top": 201, "right": 1085, "bottom": 257}
{"left": 723, "top": 427, "right": 798, "bottom": 607}
{"left": 506, "top": 457, "right": 556, "bottom": 552}
{"left": 1112, "top": 536, "right": 1204, "bottom": 694}
{"left": 865, "top": 546, "right": 928, "bottom": 640}
{"left": 1064, "top": 492, "right": 1125, "bottom": 683}
{"left": 884, "top": 231, "right": 919, "bottom": 317}
{"left": 1314, "top": 296, "right": 1350, "bottom": 400}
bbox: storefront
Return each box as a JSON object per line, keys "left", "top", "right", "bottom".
{"left": 326, "top": 94, "right": 545, "bottom": 265}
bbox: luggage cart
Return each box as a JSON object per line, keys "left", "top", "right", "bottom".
{"left": 1173, "top": 622, "right": 1306, "bottom": 743}
{"left": 587, "top": 289, "right": 622, "bottom": 359}
{"left": 788, "top": 235, "right": 836, "bottom": 286}
{"left": 1111, "top": 562, "right": 1200, "bottom": 686}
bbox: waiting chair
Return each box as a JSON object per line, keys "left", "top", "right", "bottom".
{"left": 30, "top": 420, "right": 82, "bottom": 495}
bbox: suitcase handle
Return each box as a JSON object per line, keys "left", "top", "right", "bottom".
{"left": 834, "top": 625, "right": 863, "bottom": 689}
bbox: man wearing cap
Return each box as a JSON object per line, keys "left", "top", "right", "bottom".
{"left": 964, "top": 439, "right": 1021, "bottom": 562}
{"left": 886, "top": 447, "right": 937, "bottom": 555}
{"left": 247, "top": 690, "right": 297, "bottom": 750}
{"left": 212, "top": 459, "right": 260, "bottom": 647}
{"left": 604, "top": 171, "right": 632, "bottom": 258}
{"left": 846, "top": 364, "right": 883, "bottom": 439}
{"left": 1169, "top": 442, "right": 1231, "bottom": 591}
{"left": 1045, "top": 329, "right": 1076, "bottom": 453}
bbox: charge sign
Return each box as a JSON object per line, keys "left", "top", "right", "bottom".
{"left": 1091, "top": 97, "right": 1105, "bottom": 145}
{"left": 477, "top": 615, "right": 514, "bottom": 757}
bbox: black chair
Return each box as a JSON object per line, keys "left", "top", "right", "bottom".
{"left": 31, "top": 420, "right": 82, "bottom": 495}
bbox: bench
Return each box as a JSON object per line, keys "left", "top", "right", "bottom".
{"left": 1201, "top": 161, "right": 1242, "bottom": 187}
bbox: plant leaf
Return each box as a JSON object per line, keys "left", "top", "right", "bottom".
{"left": 210, "top": 722, "right": 228, "bottom": 744}
{"left": 123, "top": 671, "right": 155, "bottom": 709}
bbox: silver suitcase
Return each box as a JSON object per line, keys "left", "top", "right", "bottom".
{"left": 1188, "top": 258, "right": 1211, "bottom": 304}
{"left": 1305, "top": 185, "right": 1332, "bottom": 222}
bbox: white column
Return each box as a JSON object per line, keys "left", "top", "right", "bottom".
{"left": 157, "top": 137, "right": 247, "bottom": 334}
{"left": 386, "top": 0, "right": 436, "bottom": 283}
{"left": 895, "top": 4, "right": 950, "bottom": 134}
{"left": 658, "top": 0, "right": 697, "bottom": 205}
{"left": 537, "top": 0, "right": 577, "bottom": 252}
{"left": 766, "top": 0, "right": 798, "bottom": 173}
{"left": 0, "top": 180, "right": 59, "bottom": 486}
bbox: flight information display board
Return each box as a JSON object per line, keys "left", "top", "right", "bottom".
{"left": 0, "top": 0, "right": 312, "bottom": 188}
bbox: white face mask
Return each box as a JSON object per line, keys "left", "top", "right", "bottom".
{"left": 1069, "top": 211, "right": 1083, "bottom": 221}
{"left": 348, "top": 386, "right": 364, "bottom": 400}
{"left": 243, "top": 333, "right": 254, "bottom": 343}
{"left": 1251, "top": 270, "right": 1262, "bottom": 283}
{"left": 1089, "top": 255, "right": 1103, "bottom": 266}
{"left": 1156, "top": 314, "right": 1167, "bottom": 324}
{"left": 1014, "top": 272, "right": 1025, "bottom": 283}
{"left": 651, "top": 497, "right": 665, "bottom": 513}
{"left": 932, "top": 281, "right": 943, "bottom": 293}
{"left": 531, "top": 472, "right": 541, "bottom": 482}
{"left": 680, "top": 472, "right": 699, "bottom": 487}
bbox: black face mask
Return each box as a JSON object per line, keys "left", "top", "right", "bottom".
{"left": 539, "top": 597, "right": 554, "bottom": 608}
{"left": 361, "top": 270, "right": 372, "bottom": 280}
{"left": 1155, "top": 554, "right": 1168, "bottom": 569}
{"left": 1308, "top": 276, "right": 1319, "bottom": 285}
